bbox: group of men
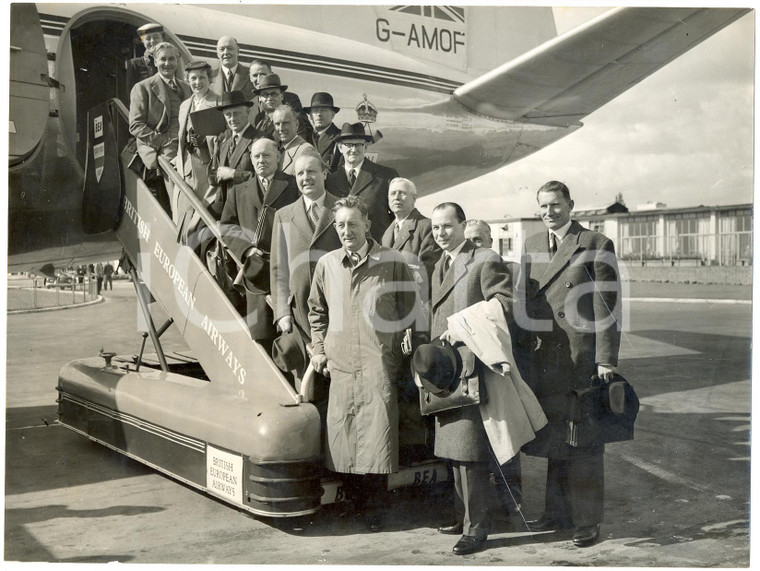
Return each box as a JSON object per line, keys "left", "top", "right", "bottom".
{"left": 125, "top": 23, "right": 623, "bottom": 556}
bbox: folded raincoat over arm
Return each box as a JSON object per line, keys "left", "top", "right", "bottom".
{"left": 447, "top": 298, "right": 548, "bottom": 465}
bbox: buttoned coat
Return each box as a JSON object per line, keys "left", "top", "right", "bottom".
{"left": 381, "top": 208, "right": 441, "bottom": 302}
{"left": 270, "top": 192, "right": 342, "bottom": 336}
{"left": 326, "top": 159, "right": 399, "bottom": 243}
{"left": 311, "top": 122, "right": 342, "bottom": 172}
{"left": 129, "top": 74, "right": 192, "bottom": 169}
{"left": 430, "top": 240, "right": 513, "bottom": 462}
{"left": 211, "top": 63, "right": 254, "bottom": 100}
{"left": 308, "top": 241, "right": 420, "bottom": 474}
{"left": 517, "top": 220, "right": 622, "bottom": 458}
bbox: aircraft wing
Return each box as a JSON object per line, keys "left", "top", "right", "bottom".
{"left": 453, "top": 7, "right": 751, "bottom": 127}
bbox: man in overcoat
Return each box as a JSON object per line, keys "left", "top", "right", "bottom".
{"left": 517, "top": 180, "right": 622, "bottom": 548}
{"left": 429, "top": 202, "right": 513, "bottom": 555}
{"left": 219, "top": 138, "right": 299, "bottom": 343}
{"left": 326, "top": 123, "right": 399, "bottom": 242}
{"left": 125, "top": 23, "right": 163, "bottom": 96}
{"left": 308, "top": 195, "right": 422, "bottom": 532}
{"left": 304, "top": 92, "right": 342, "bottom": 172}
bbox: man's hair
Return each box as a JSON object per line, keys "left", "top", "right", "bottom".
{"left": 273, "top": 104, "right": 297, "bottom": 121}
{"left": 466, "top": 219, "right": 492, "bottom": 238}
{"left": 216, "top": 36, "right": 239, "bottom": 49}
{"left": 433, "top": 202, "right": 466, "bottom": 223}
{"left": 389, "top": 177, "right": 417, "bottom": 197}
{"left": 153, "top": 42, "right": 178, "bottom": 58}
{"left": 295, "top": 148, "right": 328, "bottom": 171}
{"left": 537, "top": 180, "right": 571, "bottom": 201}
{"left": 333, "top": 195, "right": 369, "bottom": 220}
{"left": 250, "top": 58, "right": 273, "bottom": 72}
{"left": 250, "top": 137, "right": 279, "bottom": 155}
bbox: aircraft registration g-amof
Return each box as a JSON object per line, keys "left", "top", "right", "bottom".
{"left": 8, "top": 3, "right": 751, "bottom": 518}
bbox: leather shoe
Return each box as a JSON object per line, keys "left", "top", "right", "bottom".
{"left": 438, "top": 522, "right": 464, "bottom": 535}
{"left": 527, "top": 514, "right": 574, "bottom": 532}
{"left": 573, "top": 524, "right": 601, "bottom": 547}
{"left": 452, "top": 535, "right": 486, "bottom": 555}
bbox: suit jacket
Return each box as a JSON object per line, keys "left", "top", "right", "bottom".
{"left": 212, "top": 124, "right": 269, "bottom": 190}
{"left": 429, "top": 239, "right": 513, "bottom": 463}
{"left": 270, "top": 192, "right": 342, "bottom": 335}
{"left": 279, "top": 135, "right": 316, "bottom": 175}
{"left": 381, "top": 208, "right": 440, "bottom": 301}
{"left": 211, "top": 63, "right": 254, "bottom": 100}
{"left": 326, "top": 159, "right": 399, "bottom": 242}
{"left": 176, "top": 90, "right": 222, "bottom": 180}
{"left": 219, "top": 170, "right": 300, "bottom": 285}
{"left": 518, "top": 220, "right": 622, "bottom": 458}
{"left": 129, "top": 74, "right": 192, "bottom": 169}
{"left": 311, "top": 122, "right": 342, "bottom": 172}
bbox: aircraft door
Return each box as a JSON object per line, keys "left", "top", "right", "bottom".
{"left": 9, "top": 4, "right": 50, "bottom": 165}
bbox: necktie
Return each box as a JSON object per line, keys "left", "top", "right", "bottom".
{"left": 225, "top": 70, "right": 233, "bottom": 92}
{"left": 348, "top": 169, "right": 356, "bottom": 186}
{"left": 228, "top": 134, "right": 237, "bottom": 159}
{"left": 393, "top": 221, "right": 401, "bottom": 243}
{"left": 350, "top": 252, "right": 361, "bottom": 267}
{"left": 168, "top": 79, "right": 178, "bottom": 94}
{"left": 307, "top": 202, "right": 320, "bottom": 229}
{"left": 260, "top": 177, "right": 269, "bottom": 192}
{"left": 549, "top": 232, "right": 558, "bottom": 257}
{"left": 443, "top": 254, "right": 451, "bottom": 275}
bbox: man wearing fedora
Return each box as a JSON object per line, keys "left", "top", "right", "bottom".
{"left": 211, "top": 36, "right": 253, "bottom": 100}
{"left": 273, "top": 105, "right": 315, "bottom": 176}
{"left": 218, "top": 138, "right": 299, "bottom": 344}
{"left": 304, "top": 92, "right": 342, "bottom": 172}
{"left": 209, "top": 90, "right": 269, "bottom": 210}
{"left": 125, "top": 23, "right": 165, "bottom": 97}
{"left": 326, "top": 122, "right": 399, "bottom": 243}
{"left": 251, "top": 73, "right": 311, "bottom": 142}
{"left": 308, "top": 195, "right": 423, "bottom": 532}
{"left": 517, "top": 180, "right": 622, "bottom": 548}
{"left": 427, "top": 201, "right": 513, "bottom": 555}
{"left": 129, "top": 42, "right": 191, "bottom": 214}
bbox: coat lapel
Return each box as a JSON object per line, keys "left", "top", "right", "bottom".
{"left": 312, "top": 192, "right": 337, "bottom": 243}
{"left": 351, "top": 163, "right": 374, "bottom": 196}
{"left": 290, "top": 197, "right": 313, "bottom": 241}
{"left": 229, "top": 125, "right": 254, "bottom": 167}
{"left": 431, "top": 241, "right": 473, "bottom": 309}
{"left": 264, "top": 174, "right": 288, "bottom": 207}
{"left": 537, "top": 221, "right": 583, "bottom": 291}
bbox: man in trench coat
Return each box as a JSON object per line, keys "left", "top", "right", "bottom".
{"left": 308, "top": 195, "right": 422, "bottom": 532}
{"left": 517, "top": 180, "right": 622, "bottom": 548}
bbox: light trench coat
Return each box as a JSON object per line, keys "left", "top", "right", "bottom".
{"left": 308, "top": 241, "right": 423, "bottom": 474}
{"left": 447, "top": 298, "right": 548, "bottom": 465}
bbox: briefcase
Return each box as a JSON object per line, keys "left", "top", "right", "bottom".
{"left": 566, "top": 373, "right": 639, "bottom": 447}
{"left": 417, "top": 344, "right": 486, "bottom": 416}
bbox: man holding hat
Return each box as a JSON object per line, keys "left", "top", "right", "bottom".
{"left": 326, "top": 122, "right": 399, "bottom": 242}
{"left": 426, "top": 201, "right": 514, "bottom": 555}
{"left": 308, "top": 195, "right": 423, "bottom": 532}
{"left": 218, "top": 138, "right": 299, "bottom": 344}
{"left": 126, "top": 23, "right": 165, "bottom": 96}
{"left": 304, "top": 92, "right": 342, "bottom": 172}
{"left": 211, "top": 36, "right": 253, "bottom": 99}
{"left": 129, "top": 42, "right": 191, "bottom": 214}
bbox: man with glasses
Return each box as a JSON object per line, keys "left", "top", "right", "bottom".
{"left": 326, "top": 122, "right": 399, "bottom": 242}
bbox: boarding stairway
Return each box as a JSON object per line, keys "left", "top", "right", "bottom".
{"left": 56, "top": 98, "right": 449, "bottom": 518}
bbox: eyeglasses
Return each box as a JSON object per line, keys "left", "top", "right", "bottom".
{"left": 341, "top": 142, "right": 366, "bottom": 149}
{"left": 260, "top": 90, "right": 282, "bottom": 99}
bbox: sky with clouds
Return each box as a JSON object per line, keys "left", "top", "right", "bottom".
{"left": 417, "top": 6, "right": 754, "bottom": 220}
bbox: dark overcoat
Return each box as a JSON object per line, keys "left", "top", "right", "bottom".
{"left": 311, "top": 122, "right": 342, "bottom": 172}
{"left": 430, "top": 240, "right": 512, "bottom": 462}
{"left": 326, "top": 159, "right": 399, "bottom": 243}
{"left": 210, "top": 63, "right": 254, "bottom": 100}
{"left": 517, "top": 220, "right": 622, "bottom": 458}
{"left": 270, "top": 192, "right": 342, "bottom": 336}
{"left": 381, "top": 208, "right": 440, "bottom": 303}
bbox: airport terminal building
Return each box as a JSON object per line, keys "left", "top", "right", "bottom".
{"left": 491, "top": 200, "right": 752, "bottom": 269}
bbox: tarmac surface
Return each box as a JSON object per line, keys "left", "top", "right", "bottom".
{"left": 3, "top": 280, "right": 752, "bottom": 565}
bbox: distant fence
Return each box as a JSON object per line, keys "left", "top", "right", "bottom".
{"left": 7, "top": 277, "right": 100, "bottom": 312}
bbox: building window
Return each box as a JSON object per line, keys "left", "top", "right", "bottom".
{"left": 718, "top": 209, "right": 752, "bottom": 265}
{"left": 619, "top": 216, "right": 658, "bottom": 259}
{"left": 665, "top": 213, "right": 711, "bottom": 260}
{"left": 588, "top": 220, "right": 604, "bottom": 234}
